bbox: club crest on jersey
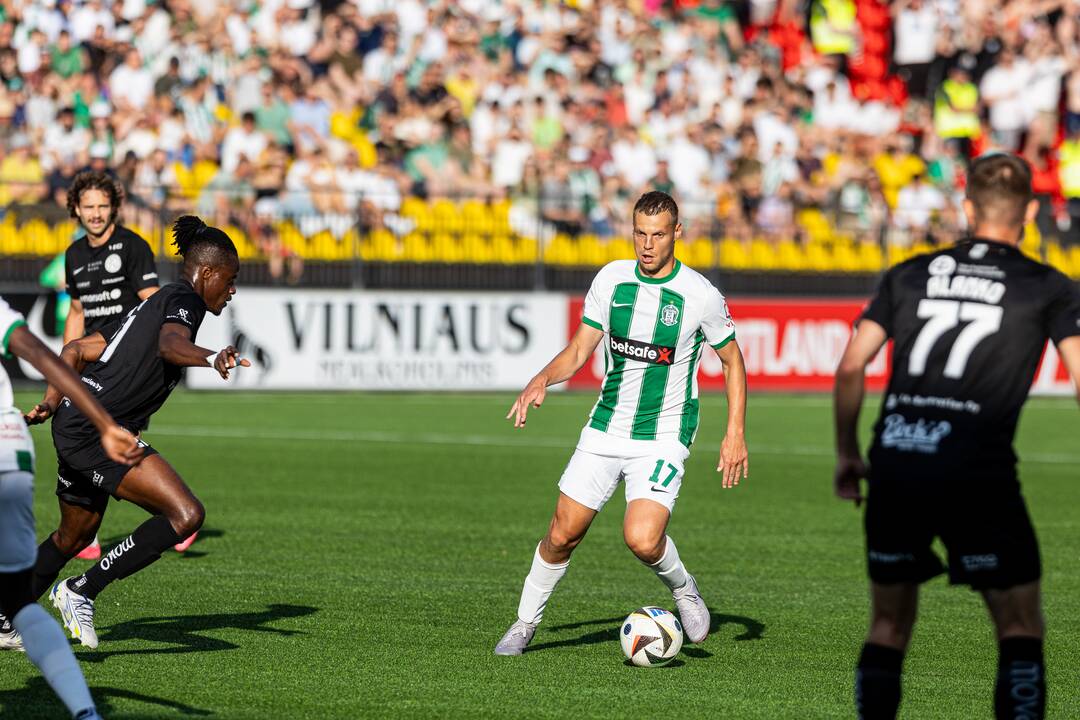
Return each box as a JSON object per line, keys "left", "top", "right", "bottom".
{"left": 660, "top": 303, "right": 680, "bottom": 327}
{"left": 104, "top": 253, "right": 122, "bottom": 273}
{"left": 928, "top": 255, "right": 957, "bottom": 276}
{"left": 609, "top": 335, "right": 674, "bottom": 365}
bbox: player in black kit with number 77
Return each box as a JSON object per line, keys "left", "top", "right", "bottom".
{"left": 23, "top": 216, "right": 249, "bottom": 649}
{"left": 834, "top": 154, "right": 1080, "bottom": 720}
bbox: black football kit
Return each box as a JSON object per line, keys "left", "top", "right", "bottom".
{"left": 859, "top": 238, "right": 1080, "bottom": 588}
{"left": 64, "top": 226, "right": 158, "bottom": 333}
{"left": 52, "top": 281, "right": 207, "bottom": 507}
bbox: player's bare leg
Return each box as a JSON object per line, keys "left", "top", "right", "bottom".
{"left": 623, "top": 499, "right": 709, "bottom": 643}
{"left": 857, "top": 582, "right": 918, "bottom": 720}
{"left": 983, "top": 581, "right": 1045, "bottom": 720}
{"left": 495, "top": 493, "right": 596, "bottom": 656}
{"left": 31, "top": 498, "right": 105, "bottom": 599}
{"left": 55, "top": 456, "right": 203, "bottom": 648}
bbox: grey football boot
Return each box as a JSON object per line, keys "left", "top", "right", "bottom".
{"left": 672, "top": 574, "right": 710, "bottom": 643}
{"left": 494, "top": 619, "right": 537, "bottom": 656}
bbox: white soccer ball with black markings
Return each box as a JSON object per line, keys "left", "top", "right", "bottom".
{"left": 620, "top": 606, "right": 683, "bottom": 667}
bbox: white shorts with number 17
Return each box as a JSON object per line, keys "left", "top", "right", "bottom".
{"left": 557, "top": 427, "right": 691, "bottom": 513}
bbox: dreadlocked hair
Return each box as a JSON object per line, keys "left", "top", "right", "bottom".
{"left": 171, "top": 215, "right": 238, "bottom": 266}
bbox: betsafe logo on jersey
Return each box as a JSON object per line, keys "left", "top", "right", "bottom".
{"left": 609, "top": 335, "right": 675, "bottom": 365}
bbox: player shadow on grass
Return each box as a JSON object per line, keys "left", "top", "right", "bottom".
{"left": 529, "top": 612, "right": 765, "bottom": 655}
{"left": 0, "top": 676, "right": 211, "bottom": 718}
{"left": 73, "top": 603, "right": 318, "bottom": 663}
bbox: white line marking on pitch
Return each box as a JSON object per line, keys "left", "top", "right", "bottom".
{"left": 141, "top": 425, "right": 1080, "bottom": 465}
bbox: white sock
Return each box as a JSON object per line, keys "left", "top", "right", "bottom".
{"left": 516, "top": 543, "right": 569, "bottom": 625}
{"left": 648, "top": 535, "right": 690, "bottom": 593}
{"left": 14, "top": 604, "right": 96, "bottom": 719}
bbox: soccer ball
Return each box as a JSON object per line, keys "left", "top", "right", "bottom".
{"left": 619, "top": 606, "right": 683, "bottom": 667}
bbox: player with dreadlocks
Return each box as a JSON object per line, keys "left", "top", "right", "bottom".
{"left": 23, "top": 216, "right": 248, "bottom": 648}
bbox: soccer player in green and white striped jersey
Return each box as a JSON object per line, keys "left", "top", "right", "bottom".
{"left": 495, "top": 191, "right": 749, "bottom": 656}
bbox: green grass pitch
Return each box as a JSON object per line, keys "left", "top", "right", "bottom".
{"left": 1, "top": 390, "right": 1078, "bottom": 719}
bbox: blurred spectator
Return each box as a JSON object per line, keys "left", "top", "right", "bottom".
{"left": 892, "top": 172, "right": 946, "bottom": 244}
{"left": 0, "top": 0, "right": 1078, "bottom": 280}
{"left": 933, "top": 67, "right": 978, "bottom": 150}
{"left": 980, "top": 48, "right": 1030, "bottom": 151}
{"left": 892, "top": 0, "right": 938, "bottom": 99}
{"left": 221, "top": 112, "right": 268, "bottom": 175}
{"left": 0, "top": 133, "right": 47, "bottom": 206}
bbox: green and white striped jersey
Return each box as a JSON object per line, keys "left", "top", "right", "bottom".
{"left": 0, "top": 297, "right": 27, "bottom": 410}
{"left": 580, "top": 259, "right": 736, "bottom": 449}
{"left": 0, "top": 297, "right": 33, "bottom": 474}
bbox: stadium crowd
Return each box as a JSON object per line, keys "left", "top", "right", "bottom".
{"left": 2, "top": 0, "right": 1080, "bottom": 279}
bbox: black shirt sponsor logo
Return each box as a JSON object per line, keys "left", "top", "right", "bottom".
{"left": 609, "top": 335, "right": 674, "bottom": 365}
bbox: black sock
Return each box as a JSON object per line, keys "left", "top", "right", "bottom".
{"left": 995, "top": 637, "right": 1045, "bottom": 720}
{"left": 69, "top": 516, "right": 181, "bottom": 600}
{"left": 856, "top": 643, "right": 904, "bottom": 720}
{"left": 0, "top": 569, "right": 33, "bottom": 623}
{"left": 31, "top": 536, "right": 70, "bottom": 600}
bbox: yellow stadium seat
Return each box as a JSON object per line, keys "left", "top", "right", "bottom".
{"left": 361, "top": 228, "right": 394, "bottom": 261}
{"left": 857, "top": 243, "right": 885, "bottom": 272}
{"left": 0, "top": 215, "right": 23, "bottom": 255}
{"left": 832, "top": 242, "right": 862, "bottom": 272}
{"left": 462, "top": 233, "right": 494, "bottom": 263}
{"left": 577, "top": 235, "right": 606, "bottom": 267}
{"left": 460, "top": 200, "right": 496, "bottom": 234}
{"left": 719, "top": 239, "right": 749, "bottom": 270}
{"left": 492, "top": 235, "right": 516, "bottom": 264}
{"left": 543, "top": 234, "right": 578, "bottom": 266}
{"left": 606, "top": 238, "right": 633, "bottom": 262}
{"left": 276, "top": 222, "right": 305, "bottom": 256}
{"left": 402, "top": 233, "right": 433, "bottom": 263}
{"left": 52, "top": 220, "right": 77, "bottom": 250}
{"left": 774, "top": 240, "right": 804, "bottom": 271}
{"left": 307, "top": 231, "right": 334, "bottom": 261}
{"left": 1068, "top": 246, "right": 1080, "bottom": 279}
{"left": 1045, "top": 241, "right": 1069, "bottom": 276}
{"left": 887, "top": 244, "right": 910, "bottom": 267}
{"left": 21, "top": 219, "right": 51, "bottom": 256}
{"left": 400, "top": 197, "right": 427, "bottom": 219}
{"left": 429, "top": 233, "right": 462, "bottom": 263}
{"left": 748, "top": 240, "right": 778, "bottom": 270}
{"left": 515, "top": 237, "right": 539, "bottom": 264}
{"left": 682, "top": 238, "right": 713, "bottom": 269}
{"left": 805, "top": 242, "right": 833, "bottom": 272}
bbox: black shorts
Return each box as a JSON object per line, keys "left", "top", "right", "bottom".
{"left": 54, "top": 438, "right": 157, "bottom": 509}
{"left": 864, "top": 471, "right": 1041, "bottom": 590}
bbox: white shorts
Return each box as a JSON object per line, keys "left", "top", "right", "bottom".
{"left": 0, "top": 407, "right": 37, "bottom": 572}
{"left": 0, "top": 471, "right": 35, "bottom": 573}
{"left": 557, "top": 434, "right": 691, "bottom": 513}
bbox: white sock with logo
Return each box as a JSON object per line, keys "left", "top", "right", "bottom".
{"left": 516, "top": 544, "right": 569, "bottom": 625}
{"left": 14, "top": 603, "right": 97, "bottom": 718}
{"left": 648, "top": 535, "right": 690, "bottom": 592}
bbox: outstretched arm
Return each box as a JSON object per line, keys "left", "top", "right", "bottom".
{"left": 716, "top": 339, "right": 748, "bottom": 489}
{"left": 506, "top": 322, "right": 605, "bottom": 428}
{"left": 10, "top": 326, "right": 141, "bottom": 465}
{"left": 833, "top": 319, "right": 889, "bottom": 506}
{"left": 159, "top": 323, "right": 250, "bottom": 379}
{"left": 26, "top": 331, "right": 108, "bottom": 423}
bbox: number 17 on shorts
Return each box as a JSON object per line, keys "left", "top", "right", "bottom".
{"left": 627, "top": 452, "right": 687, "bottom": 512}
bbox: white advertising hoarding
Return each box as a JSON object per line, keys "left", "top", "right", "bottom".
{"left": 186, "top": 289, "right": 569, "bottom": 390}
